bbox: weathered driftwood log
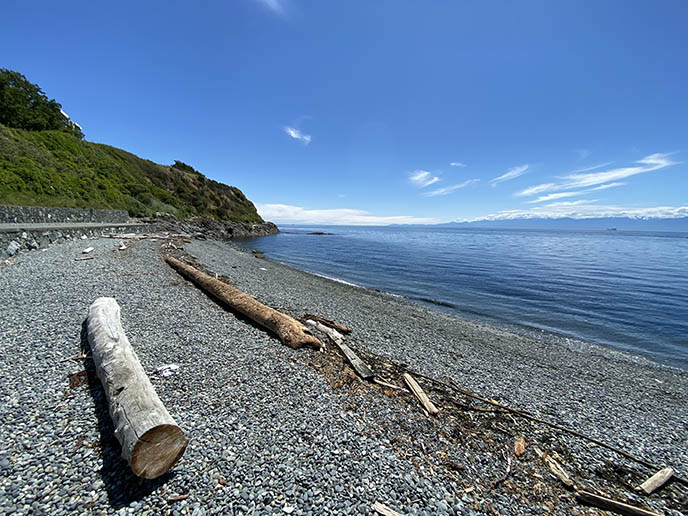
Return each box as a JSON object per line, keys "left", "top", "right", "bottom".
{"left": 637, "top": 467, "right": 673, "bottom": 495}
{"left": 575, "top": 490, "right": 663, "bottom": 516}
{"left": 165, "top": 256, "right": 321, "bottom": 350}
{"left": 87, "top": 297, "right": 188, "bottom": 479}
{"left": 305, "top": 319, "right": 374, "bottom": 379}
{"left": 304, "top": 313, "right": 352, "bottom": 334}
{"left": 403, "top": 373, "right": 440, "bottom": 415}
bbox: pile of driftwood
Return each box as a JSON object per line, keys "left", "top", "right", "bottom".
{"left": 160, "top": 257, "right": 682, "bottom": 516}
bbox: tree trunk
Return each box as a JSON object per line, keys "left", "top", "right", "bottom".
{"left": 87, "top": 297, "right": 188, "bottom": 479}
{"left": 165, "top": 256, "right": 322, "bottom": 350}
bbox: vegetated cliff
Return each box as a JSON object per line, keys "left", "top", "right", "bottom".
{"left": 0, "top": 124, "right": 265, "bottom": 223}
{"left": 0, "top": 69, "right": 269, "bottom": 226}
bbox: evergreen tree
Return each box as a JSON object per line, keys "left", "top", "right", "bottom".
{"left": 0, "top": 69, "right": 83, "bottom": 138}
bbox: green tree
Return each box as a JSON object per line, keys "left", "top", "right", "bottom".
{"left": 171, "top": 160, "right": 200, "bottom": 174}
{"left": 0, "top": 69, "right": 83, "bottom": 138}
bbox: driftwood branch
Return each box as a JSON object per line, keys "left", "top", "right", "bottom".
{"left": 575, "top": 490, "right": 663, "bottom": 516}
{"left": 305, "top": 319, "right": 374, "bottom": 379}
{"left": 403, "top": 373, "right": 439, "bottom": 415}
{"left": 533, "top": 446, "right": 574, "bottom": 489}
{"left": 166, "top": 257, "right": 321, "bottom": 350}
{"left": 305, "top": 319, "right": 344, "bottom": 345}
{"left": 373, "top": 378, "right": 404, "bottom": 391}
{"left": 304, "top": 313, "right": 352, "bottom": 334}
{"left": 87, "top": 297, "right": 188, "bottom": 478}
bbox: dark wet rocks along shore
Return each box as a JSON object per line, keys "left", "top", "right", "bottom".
{"left": 0, "top": 235, "right": 686, "bottom": 515}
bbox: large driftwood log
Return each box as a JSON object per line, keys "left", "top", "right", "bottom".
{"left": 87, "top": 297, "right": 188, "bottom": 479}
{"left": 165, "top": 256, "right": 321, "bottom": 350}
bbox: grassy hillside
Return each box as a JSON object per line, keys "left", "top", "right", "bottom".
{"left": 0, "top": 124, "right": 263, "bottom": 222}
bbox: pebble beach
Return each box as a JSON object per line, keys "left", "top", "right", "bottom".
{"left": 1, "top": 236, "right": 686, "bottom": 515}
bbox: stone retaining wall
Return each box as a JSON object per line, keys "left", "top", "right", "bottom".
{"left": 0, "top": 205, "right": 129, "bottom": 224}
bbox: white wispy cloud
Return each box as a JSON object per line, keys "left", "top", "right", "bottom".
{"left": 464, "top": 204, "right": 688, "bottom": 221}
{"left": 526, "top": 191, "right": 584, "bottom": 204}
{"left": 525, "top": 181, "right": 626, "bottom": 204}
{"left": 572, "top": 162, "right": 613, "bottom": 173}
{"left": 515, "top": 183, "right": 557, "bottom": 197}
{"left": 424, "top": 179, "right": 479, "bottom": 197}
{"left": 562, "top": 153, "right": 676, "bottom": 189}
{"left": 449, "top": 162, "right": 467, "bottom": 167}
{"left": 516, "top": 153, "right": 678, "bottom": 198}
{"left": 256, "top": 0, "right": 285, "bottom": 15}
{"left": 256, "top": 203, "right": 439, "bottom": 225}
{"left": 409, "top": 170, "right": 440, "bottom": 188}
{"left": 588, "top": 182, "right": 625, "bottom": 191}
{"left": 543, "top": 200, "right": 597, "bottom": 208}
{"left": 283, "top": 126, "right": 311, "bottom": 145}
{"left": 490, "top": 164, "right": 529, "bottom": 186}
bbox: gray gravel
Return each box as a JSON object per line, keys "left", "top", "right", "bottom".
{"left": 0, "top": 237, "right": 686, "bottom": 515}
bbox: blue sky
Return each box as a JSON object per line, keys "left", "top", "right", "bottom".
{"left": 3, "top": 0, "right": 687, "bottom": 224}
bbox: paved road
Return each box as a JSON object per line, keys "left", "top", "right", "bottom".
{"left": 0, "top": 222, "right": 146, "bottom": 232}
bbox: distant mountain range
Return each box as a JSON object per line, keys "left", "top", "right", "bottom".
{"left": 437, "top": 217, "right": 688, "bottom": 232}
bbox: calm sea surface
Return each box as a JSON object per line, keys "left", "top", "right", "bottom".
{"left": 236, "top": 226, "right": 688, "bottom": 370}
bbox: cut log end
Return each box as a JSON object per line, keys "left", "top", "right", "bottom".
{"left": 131, "top": 424, "right": 188, "bottom": 479}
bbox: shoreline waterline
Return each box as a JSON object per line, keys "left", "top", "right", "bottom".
{"left": 234, "top": 226, "right": 688, "bottom": 371}
{"left": 232, "top": 241, "right": 686, "bottom": 373}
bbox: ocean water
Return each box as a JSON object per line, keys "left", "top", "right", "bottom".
{"left": 235, "top": 226, "right": 688, "bottom": 370}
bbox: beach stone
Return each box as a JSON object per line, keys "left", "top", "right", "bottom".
{"left": 6, "top": 240, "right": 21, "bottom": 256}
